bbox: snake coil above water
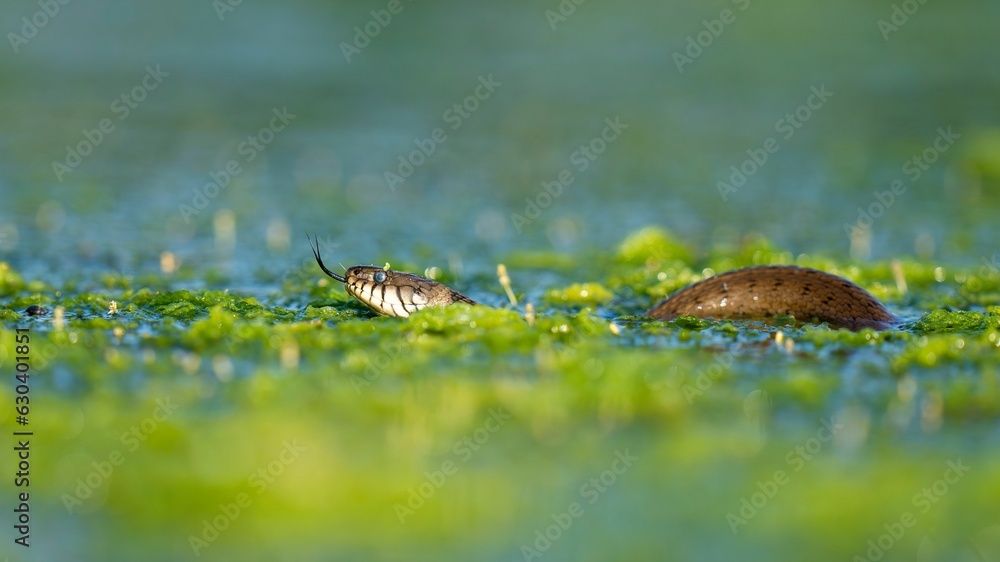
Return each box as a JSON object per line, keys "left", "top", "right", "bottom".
{"left": 646, "top": 265, "right": 899, "bottom": 331}
{"left": 310, "top": 237, "right": 897, "bottom": 330}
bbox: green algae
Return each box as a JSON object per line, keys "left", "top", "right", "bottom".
{"left": 2, "top": 227, "right": 999, "bottom": 562}
{"left": 543, "top": 283, "right": 615, "bottom": 307}
{"left": 616, "top": 226, "right": 693, "bottom": 267}
{"left": 0, "top": 262, "right": 25, "bottom": 296}
{"left": 3, "top": 226, "right": 995, "bottom": 392}
{"left": 911, "top": 309, "right": 996, "bottom": 333}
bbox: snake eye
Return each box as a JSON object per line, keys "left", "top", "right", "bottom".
{"left": 374, "top": 271, "right": 387, "bottom": 283}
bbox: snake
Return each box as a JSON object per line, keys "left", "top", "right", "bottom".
{"left": 309, "top": 237, "right": 899, "bottom": 330}
{"left": 645, "top": 265, "right": 898, "bottom": 330}
{"left": 309, "top": 237, "right": 476, "bottom": 318}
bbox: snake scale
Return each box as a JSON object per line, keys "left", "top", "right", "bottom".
{"left": 308, "top": 237, "right": 900, "bottom": 331}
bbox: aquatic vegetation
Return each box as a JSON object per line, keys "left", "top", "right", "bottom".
{"left": 1, "top": 226, "right": 998, "bottom": 560}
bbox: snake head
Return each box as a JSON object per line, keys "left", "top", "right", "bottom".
{"left": 309, "top": 235, "right": 476, "bottom": 318}
{"left": 343, "top": 265, "right": 480, "bottom": 317}
{"left": 339, "top": 266, "right": 430, "bottom": 317}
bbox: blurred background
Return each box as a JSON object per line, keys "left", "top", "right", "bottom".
{"left": 1, "top": 0, "right": 998, "bottom": 280}
{"left": 1, "top": 0, "right": 999, "bottom": 561}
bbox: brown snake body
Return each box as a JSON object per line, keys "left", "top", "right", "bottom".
{"left": 646, "top": 265, "right": 898, "bottom": 330}
{"left": 309, "top": 238, "right": 899, "bottom": 330}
